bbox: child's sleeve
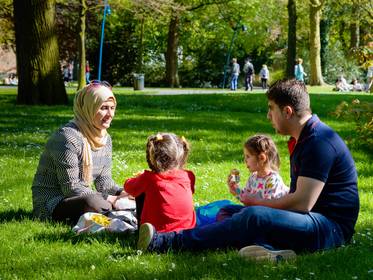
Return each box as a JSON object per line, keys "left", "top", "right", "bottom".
{"left": 264, "top": 173, "right": 289, "bottom": 199}
{"left": 123, "top": 171, "right": 148, "bottom": 197}
{"left": 241, "top": 174, "right": 254, "bottom": 194}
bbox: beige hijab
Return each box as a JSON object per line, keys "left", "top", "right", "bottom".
{"left": 73, "top": 84, "right": 116, "bottom": 184}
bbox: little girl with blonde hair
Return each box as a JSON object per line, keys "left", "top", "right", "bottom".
{"left": 124, "top": 133, "right": 196, "bottom": 233}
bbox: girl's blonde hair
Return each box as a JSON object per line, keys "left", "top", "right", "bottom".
{"left": 244, "top": 134, "right": 280, "bottom": 171}
{"left": 146, "top": 133, "right": 190, "bottom": 173}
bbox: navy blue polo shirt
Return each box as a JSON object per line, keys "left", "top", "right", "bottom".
{"left": 289, "top": 115, "right": 359, "bottom": 242}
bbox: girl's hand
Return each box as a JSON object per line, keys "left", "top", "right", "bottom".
{"left": 227, "top": 175, "right": 239, "bottom": 196}
{"left": 239, "top": 191, "right": 260, "bottom": 206}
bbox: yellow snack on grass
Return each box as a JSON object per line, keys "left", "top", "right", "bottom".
{"left": 91, "top": 214, "right": 111, "bottom": 227}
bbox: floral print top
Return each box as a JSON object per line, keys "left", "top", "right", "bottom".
{"left": 241, "top": 171, "right": 289, "bottom": 200}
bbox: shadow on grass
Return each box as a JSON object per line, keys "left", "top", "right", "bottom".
{"left": 34, "top": 228, "right": 137, "bottom": 247}
{"left": 0, "top": 208, "right": 33, "bottom": 222}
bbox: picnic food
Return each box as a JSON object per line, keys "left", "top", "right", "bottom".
{"left": 91, "top": 214, "right": 111, "bottom": 227}
{"left": 230, "top": 169, "right": 240, "bottom": 183}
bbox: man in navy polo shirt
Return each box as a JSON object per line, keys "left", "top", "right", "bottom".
{"left": 136, "top": 79, "right": 359, "bottom": 261}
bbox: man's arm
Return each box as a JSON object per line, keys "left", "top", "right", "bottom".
{"left": 240, "top": 176, "right": 324, "bottom": 212}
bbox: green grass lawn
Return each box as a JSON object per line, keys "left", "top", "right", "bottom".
{"left": 0, "top": 87, "right": 372, "bottom": 279}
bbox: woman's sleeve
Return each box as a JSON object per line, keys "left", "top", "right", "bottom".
{"left": 95, "top": 136, "right": 122, "bottom": 196}
{"left": 49, "top": 130, "right": 95, "bottom": 197}
{"left": 124, "top": 172, "right": 148, "bottom": 197}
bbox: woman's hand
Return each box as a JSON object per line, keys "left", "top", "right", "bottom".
{"left": 106, "top": 195, "right": 118, "bottom": 206}
{"left": 117, "top": 190, "right": 129, "bottom": 199}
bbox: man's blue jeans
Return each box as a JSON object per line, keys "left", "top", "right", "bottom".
{"left": 171, "top": 206, "right": 345, "bottom": 253}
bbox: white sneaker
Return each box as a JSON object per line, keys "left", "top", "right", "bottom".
{"left": 238, "top": 245, "right": 296, "bottom": 262}
{"left": 137, "top": 223, "right": 155, "bottom": 252}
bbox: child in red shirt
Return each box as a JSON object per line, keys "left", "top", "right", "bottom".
{"left": 124, "top": 133, "right": 196, "bottom": 233}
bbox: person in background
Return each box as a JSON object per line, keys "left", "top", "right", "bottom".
{"left": 230, "top": 58, "right": 240, "bottom": 91}
{"left": 68, "top": 63, "right": 74, "bottom": 84}
{"left": 243, "top": 58, "right": 255, "bottom": 91}
{"left": 351, "top": 79, "right": 364, "bottom": 92}
{"left": 366, "top": 64, "right": 373, "bottom": 92}
{"left": 63, "top": 65, "right": 69, "bottom": 86}
{"left": 259, "top": 65, "right": 269, "bottom": 89}
{"left": 294, "top": 58, "right": 307, "bottom": 82}
{"left": 86, "top": 61, "right": 91, "bottom": 84}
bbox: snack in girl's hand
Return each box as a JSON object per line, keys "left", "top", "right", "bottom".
{"left": 230, "top": 169, "right": 240, "bottom": 184}
{"left": 230, "top": 169, "right": 241, "bottom": 195}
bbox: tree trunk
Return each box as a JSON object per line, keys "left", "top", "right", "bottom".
{"left": 350, "top": 22, "right": 360, "bottom": 50}
{"left": 309, "top": 0, "right": 324, "bottom": 85}
{"left": 77, "top": 0, "right": 87, "bottom": 90}
{"left": 166, "top": 15, "right": 180, "bottom": 88}
{"left": 320, "top": 18, "right": 330, "bottom": 76}
{"left": 339, "top": 21, "right": 347, "bottom": 52}
{"left": 286, "top": 0, "right": 297, "bottom": 78}
{"left": 14, "top": 0, "right": 67, "bottom": 105}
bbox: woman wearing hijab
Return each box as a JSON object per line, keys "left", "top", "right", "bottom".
{"left": 32, "top": 81, "right": 127, "bottom": 224}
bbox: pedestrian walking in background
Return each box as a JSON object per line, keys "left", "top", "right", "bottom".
{"left": 259, "top": 64, "right": 269, "bottom": 89}
{"left": 294, "top": 58, "right": 307, "bottom": 82}
{"left": 230, "top": 58, "right": 240, "bottom": 91}
{"left": 85, "top": 61, "right": 91, "bottom": 84}
{"left": 243, "top": 58, "right": 255, "bottom": 91}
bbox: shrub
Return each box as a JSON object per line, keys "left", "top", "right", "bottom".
{"left": 333, "top": 99, "right": 373, "bottom": 148}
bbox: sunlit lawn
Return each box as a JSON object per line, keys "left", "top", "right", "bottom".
{"left": 0, "top": 86, "right": 372, "bottom": 279}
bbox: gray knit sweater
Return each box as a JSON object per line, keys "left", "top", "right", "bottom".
{"left": 32, "top": 122, "right": 121, "bottom": 220}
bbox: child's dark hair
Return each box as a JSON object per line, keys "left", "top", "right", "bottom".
{"left": 146, "top": 132, "right": 190, "bottom": 173}
{"left": 244, "top": 134, "right": 280, "bottom": 171}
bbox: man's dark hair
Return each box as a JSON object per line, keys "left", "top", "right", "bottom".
{"left": 266, "top": 79, "right": 311, "bottom": 116}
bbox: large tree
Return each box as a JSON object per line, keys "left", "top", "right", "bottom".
{"left": 14, "top": 0, "right": 67, "bottom": 105}
{"left": 286, "top": 0, "right": 296, "bottom": 78}
{"left": 308, "top": 0, "right": 325, "bottom": 85}
{"left": 77, "top": 0, "right": 87, "bottom": 89}
{"left": 166, "top": 13, "right": 180, "bottom": 87}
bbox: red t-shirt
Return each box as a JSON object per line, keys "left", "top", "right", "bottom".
{"left": 124, "top": 169, "right": 196, "bottom": 233}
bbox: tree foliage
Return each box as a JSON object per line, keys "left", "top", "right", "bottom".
{"left": 0, "top": 0, "right": 14, "bottom": 49}
{"left": 1, "top": 0, "right": 371, "bottom": 88}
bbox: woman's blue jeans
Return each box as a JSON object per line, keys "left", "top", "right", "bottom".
{"left": 173, "top": 206, "right": 345, "bottom": 253}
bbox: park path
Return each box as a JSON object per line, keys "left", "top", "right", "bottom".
{"left": 0, "top": 85, "right": 266, "bottom": 95}
{"left": 138, "top": 86, "right": 265, "bottom": 95}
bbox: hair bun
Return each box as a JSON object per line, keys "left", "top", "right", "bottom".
{"left": 156, "top": 133, "right": 163, "bottom": 141}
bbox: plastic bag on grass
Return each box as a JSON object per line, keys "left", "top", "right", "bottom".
{"left": 72, "top": 212, "right": 137, "bottom": 235}
{"left": 195, "top": 199, "right": 235, "bottom": 227}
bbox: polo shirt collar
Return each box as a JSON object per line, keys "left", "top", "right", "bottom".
{"left": 287, "top": 114, "right": 320, "bottom": 155}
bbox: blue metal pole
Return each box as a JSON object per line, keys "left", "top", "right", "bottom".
{"left": 98, "top": 2, "right": 108, "bottom": 81}
{"left": 222, "top": 27, "right": 238, "bottom": 89}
